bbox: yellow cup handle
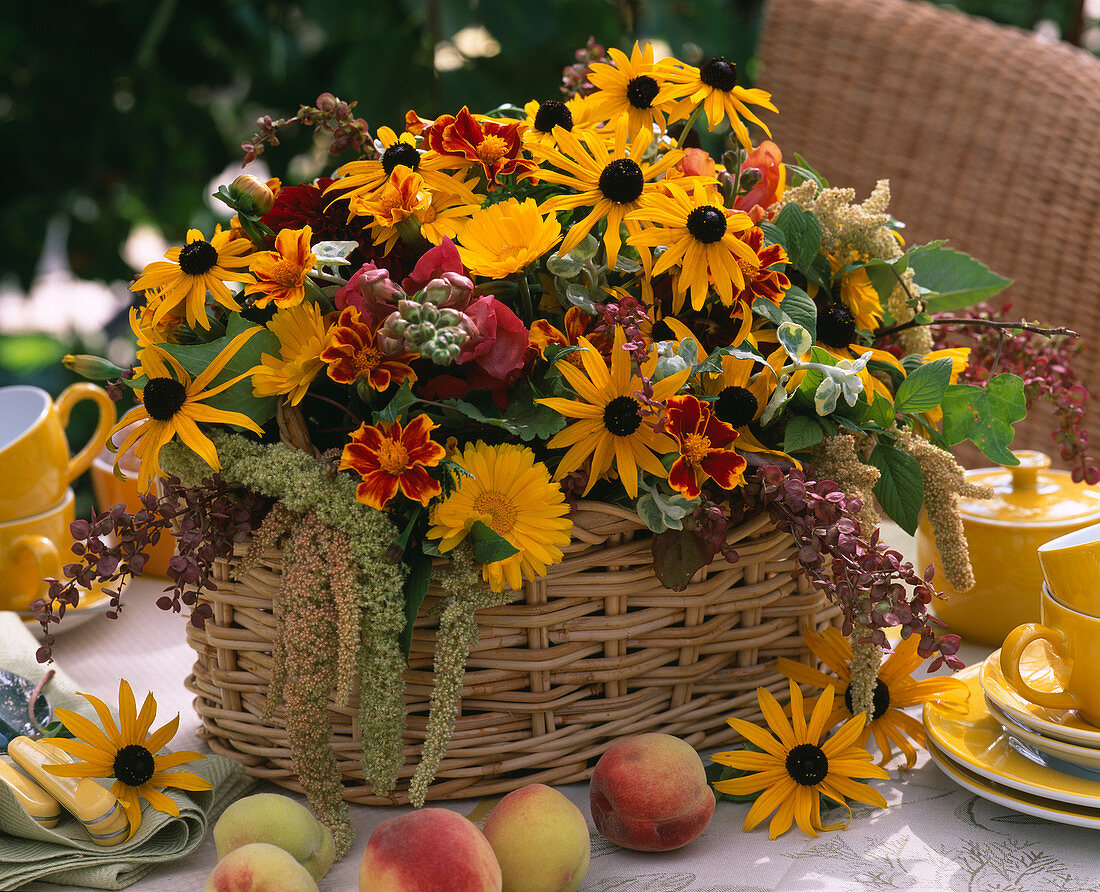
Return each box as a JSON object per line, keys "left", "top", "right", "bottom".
{"left": 55, "top": 383, "right": 118, "bottom": 484}
{"left": 1000, "top": 623, "right": 1079, "bottom": 711}
{"left": 4, "top": 536, "right": 61, "bottom": 610}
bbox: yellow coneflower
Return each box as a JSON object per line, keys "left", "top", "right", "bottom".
{"left": 131, "top": 228, "right": 254, "bottom": 331}
{"left": 585, "top": 42, "right": 679, "bottom": 149}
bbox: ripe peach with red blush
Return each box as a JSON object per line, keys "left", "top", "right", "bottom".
{"left": 358, "top": 808, "right": 502, "bottom": 891}
{"left": 589, "top": 732, "right": 715, "bottom": 851}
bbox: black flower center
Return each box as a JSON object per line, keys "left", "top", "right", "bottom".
{"left": 381, "top": 142, "right": 420, "bottom": 175}
{"left": 686, "top": 206, "right": 727, "bottom": 244}
{"left": 598, "top": 158, "right": 645, "bottom": 204}
{"left": 700, "top": 57, "right": 738, "bottom": 92}
{"left": 785, "top": 742, "right": 829, "bottom": 786}
{"left": 113, "top": 744, "right": 156, "bottom": 786}
{"left": 603, "top": 395, "right": 643, "bottom": 436}
{"left": 818, "top": 303, "right": 857, "bottom": 347}
{"left": 625, "top": 75, "right": 660, "bottom": 110}
{"left": 651, "top": 319, "right": 675, "bottom": 341}
{"left": 844, "top": 678, "right": 891, "bottom": 722}
{"left": 143, "top": 377, "right": 187, "bottom": 421}
{"left": 534, "top": 100, "right": 573, "bottom": 133}
{"left": 178, "top": 240, "right": 218, "bottom": 276}
{"left": 714, "top": 385, "right": 758, "bottom": 428}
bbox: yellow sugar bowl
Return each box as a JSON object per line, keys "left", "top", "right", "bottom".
{"left": 915, "top": 450, "right": 1100, "bottom": 646}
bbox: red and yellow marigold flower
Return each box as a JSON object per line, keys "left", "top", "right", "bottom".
{"left": 424, "top": 107, "right": 536, "bottom": 190}
{"left": 339, "top": 416, "right": 446, "bottom": 510}
{"left": 130, "top": 227, "right": 254, "bottom": 331}
{"left": 245, "top": 225, "right": 317, "bottom": 309}
{"left": 664, "top": 395, "right": 748, "bottom": 499}
{"left": 321, "top": 306, "right": 417, "bottom": 391}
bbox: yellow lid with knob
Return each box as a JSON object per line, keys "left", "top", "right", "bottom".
{"left": 959, "top": 450, "right": 1100, "bottom": 526}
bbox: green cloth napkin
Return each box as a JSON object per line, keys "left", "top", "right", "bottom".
{"left": 0, "top": 612, "right": 256, "bottom": 890}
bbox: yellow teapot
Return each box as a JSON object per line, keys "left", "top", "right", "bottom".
{"left": 915, "top": 450, "right": 1100, "bottom": 646}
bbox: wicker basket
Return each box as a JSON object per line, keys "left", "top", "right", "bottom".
{"left": 184, "top": 499, "right": 841, "bottom": 805}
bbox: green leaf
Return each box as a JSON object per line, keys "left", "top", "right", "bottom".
{"left": 705, "top": 753, "right": 761, "bottom": 803}
{"left": 469, "top": 521, "right": 520, "bottom": 564}
{"left": 779, "top": 286, "right": 817, "bottom": 342}
{"left": 893, "top": 357, "right": 953, "bottom": 413}
{"left": 651, "top": 529, "right": 714, "bottom": 592}
{"left": 772, "top": 204, "right": 822, "bottom": 272}
{"left": 777, "top": 322, "right": 812, "bottom": 360}
{"left": 543, "top": 344, "right": 585, "bottom": 369}
{"left": 940, "top": 374, "right": 1027, "bottom": 465}
{"left": 909, "top": 246, "right": 1012, "bottom": 313}
{"left": 398, "top": 548, "right": 434, "bottom": 659}
{"left": 868, "top": 444, "right": 925, "bottom": 535}
{"left": 783, "top": 414, "right": 824, "bottom": 453}
{"left": 373, "top": 381, "right": 418, "bottom": 424}
{"left": 503, "top": 383, "right": 567, "bottom": 441}
{"left": 751, "top": 296, "right": 785, "bottom": 327}
{"left": 163, "top": 313, "right": 278, "bottom": 427}
{"left": 757, "top": 221, "right": 786, "bottom": 251}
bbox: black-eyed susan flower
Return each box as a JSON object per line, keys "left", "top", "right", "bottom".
{"left": 245, "top": 225, "right": 317, "bottom": 310}
{"left": 536, "top": 326, "right": 691, "bottom": 498}
{"left": 585, "top": 42, "right": 679, "bottom": 149}
{"left": 777, "top": 627, "right": 969, "bottom": 768}
{"left": 529, "top": 119, "right": 685, "bottom": 269}
{"left": 339, "top": 416, "right": 446, "bottom": 510}
{"left": 249, "top": 301, "right": 330, "bottom": 406}
{"left": 111, "top": 328, "right": 264, "bottom": 492}
{"left": 427, "top": 442, "right": 573, "bottom": 592}
{"left": 828, "top": 253, "right": 884, "bottom": 333}
{"left": 326, "top": 125, "right": 473, "bottom": 209}
{"left": 45, "top": 679, "right": 211, "bottom": 839}
{"left": 627, "top": 180, "right": 760, "bottom": 312}
{"left": 457, "top": 198, "right": 562, "bottom": 279}
{"left": 521, "top": 95, "right": 599, "bottom": 148}
{"left": 815, "top": 303, "right": 907, "bottom": 403}
{"left": 711, "top": 680, "right": 888, "bottom": 839}
{"left": 656, "top": 56, "right": 778, "bottom": 150}
{"left": 131, "top": 228, "right": 254, "bottom": 331}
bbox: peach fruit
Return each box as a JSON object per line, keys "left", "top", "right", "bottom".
{"left": 482, "top": 784, "right": 590, "bottom": 892}
{"left": 204, "top": 842, "right": 319, "bottom": 892}
{"left": 359, "top": 808, "right": 502, "bottom": 892}
{"left": 589, "top": 732, "right": 715, "bottom": 851}
{"left": 213, "top": 793, "right": 334, "bottom": 882}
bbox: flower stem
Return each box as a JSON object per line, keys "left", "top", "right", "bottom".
{"left": 676, "top": 106, "right": 703, "bottom": 150}
{"left": 514, "top": 273, "right": 534, "bottom": 325}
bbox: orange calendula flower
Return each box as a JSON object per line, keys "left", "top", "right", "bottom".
{"left": 777, "top": 627, "right": 970, "bottom": 768}
{"left": 424, "top": 107, "right": 536, "bottom": 190}
{"left": 321, "top": 306, "right": 417, "bottom": 391}
{"left": 457, "top": 198, "right": 561, "bottom": 279}
{"left": 665, "top": 395, "right": 748, "bottom": 499}
{"left": 245, "top": 225, "right": 317, "bottom": 309}
{"left": 339, "top": 416, "right": 446, "bottom": 509}
{"left": 130, "top": 227, "right": 254, "bottom": 331}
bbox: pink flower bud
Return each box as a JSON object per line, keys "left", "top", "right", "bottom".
{"left": 336, "top": 262, "right": 405, "bottom": 317}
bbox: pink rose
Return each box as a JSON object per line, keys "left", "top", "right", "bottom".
{"left": 459, "top": 296, "right": 529, "bottom": 380}
{"left": 402, "top": 238, "right": 467, "bottom": 294}
{"left": 336, "top": 262, "right": 403, "bottom": 318}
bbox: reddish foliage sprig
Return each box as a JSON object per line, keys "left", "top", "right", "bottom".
{"left": 34, "top": 475, "right": 267, "bottom": 663}
{"left": 561, "top": 37, "right": 609, "bottom": 97}
{"left": 934, "top": 301, "right": 1098, "bottom": 484}
{"left": 752, "top": 466, "right": 962, "bottom": 671}
{"left": 242, "top": 92, "right": 372, "bottom": 166}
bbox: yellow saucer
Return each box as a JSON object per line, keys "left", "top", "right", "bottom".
{"left": 927, "top": 739, "right": 1100, "bottom": 829}
{"left": 986, "top": 697, "right": 1100, "bottom": 773}
{"left": 924, "top": 662, "right": 1100, "bottom": 807}
{"left": 980, "top": 648, "right": 1100, "bottom": 748}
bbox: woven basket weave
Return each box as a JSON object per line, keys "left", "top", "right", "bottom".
{"left": 184, "top": 499, "right": 841, "bottom": 804}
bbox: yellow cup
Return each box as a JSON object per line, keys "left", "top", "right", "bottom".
{"left": 1037, "top": 522, "right": 1100, "bottom": 616}
{"left": 0, "top": 384, "right": 116, "bottom": 523}
{"left": 1000, "top": 584, "right": 1100, "bottom": 726}
{"left": 0, "top": 489, "right": 75, "bottom": 612}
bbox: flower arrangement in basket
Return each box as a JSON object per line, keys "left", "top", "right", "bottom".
{"left": 43, "top": 41, "right": 1078, "bottom": 852}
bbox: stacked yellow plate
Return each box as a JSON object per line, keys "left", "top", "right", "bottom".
{"left": 923, "top": 650, "right": 1100, "bottom": 827}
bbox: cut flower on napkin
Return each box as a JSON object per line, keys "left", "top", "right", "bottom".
{"left": 44, "top": 678, "right": 211, "bottom": 839}
{"left": 711, "top": 680, "right": 888, "bottom": 839}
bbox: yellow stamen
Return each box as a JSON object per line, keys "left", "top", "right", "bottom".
{"left": 474, "top": 490, "right": 518, "bottom": 535}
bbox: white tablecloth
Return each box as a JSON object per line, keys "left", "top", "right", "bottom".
{"left": 19, "top": 577, "right": 1100, "bottom": 892}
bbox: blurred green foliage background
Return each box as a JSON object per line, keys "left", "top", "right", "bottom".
{"left": 0, "top": 0, "right": 1092, "bottom": 516}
